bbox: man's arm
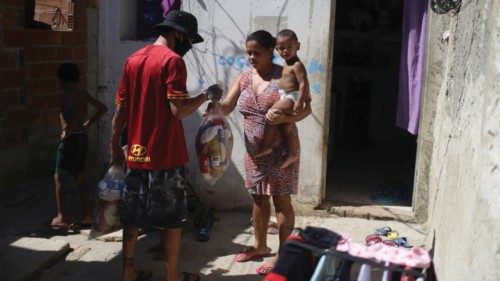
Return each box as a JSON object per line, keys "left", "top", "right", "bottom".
{"left": 169, "top": 91, "right": 208, "bottom": 119}
{"left": 83, "top": 91, "right": 108, "bottom": 129}
{"left": 170, "top": 84, "right": 224, "bottom": 119}
{"left": 110, "top": 104, "right": 126, "bottom": 165}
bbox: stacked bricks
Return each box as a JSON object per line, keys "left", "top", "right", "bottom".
{"left": 0, "top": 0, "right": 87, "bottom": 148}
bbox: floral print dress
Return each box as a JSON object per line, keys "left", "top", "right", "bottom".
{"left": 236, "top": 65, "right": 299, "bottom": 195}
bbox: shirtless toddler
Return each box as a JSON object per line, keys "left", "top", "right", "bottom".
{"left": 256, "top": 29, "right": 310, "bottom": 168}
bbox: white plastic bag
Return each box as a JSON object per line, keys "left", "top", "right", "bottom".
{"left": 195, "top": 104, "right": 233, "bottom": 185}
{"left": 89, "top": 165, "right": 125, "bottom": 239}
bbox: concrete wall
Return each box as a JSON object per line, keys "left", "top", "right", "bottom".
{"left": 417, "top": 1, "right": 500, "bottom": 280}
{"left": 98, "top": 0, "right": 334, "bottom": 210}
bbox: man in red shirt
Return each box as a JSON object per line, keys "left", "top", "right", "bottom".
{"left": 110, "top": 10, "right": 221, "bottom": 281}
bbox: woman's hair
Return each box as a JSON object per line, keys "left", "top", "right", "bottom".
{"left": 246, "top": 30, "right": 276, "bottom": 49}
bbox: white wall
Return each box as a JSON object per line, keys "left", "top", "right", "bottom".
{"left": 98, "top": 0, "right": 334, "bottom": 210}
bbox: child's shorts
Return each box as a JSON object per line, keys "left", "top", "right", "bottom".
{"left": 55, "top": 132, "right": 88, "bottom": 175}
{"left": 120, "top": 167, "right": 186, "bottom": 230}
{"left": 279, "top": 89, "right": 299, "bottom": 102}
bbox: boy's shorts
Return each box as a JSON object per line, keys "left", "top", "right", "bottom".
{"left": 279, "top": 89, "right": 299, "bottom": 102}
{"left": 120, "top": 167, "right": 186, "bottom": 229}
{"left": 55, "top": 132, "right": 88, "bottom": 175}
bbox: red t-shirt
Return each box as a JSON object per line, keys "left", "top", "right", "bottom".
{"left": 116, "top": 45, "right": 189, "bottom": 170}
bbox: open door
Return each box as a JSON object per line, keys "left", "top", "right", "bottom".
{"left": 326, "top": 0, "right": 419, "bottom": 213}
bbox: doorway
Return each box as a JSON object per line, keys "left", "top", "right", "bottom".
{"left": 326, "top": 0, "right": 417, "bottom": 210}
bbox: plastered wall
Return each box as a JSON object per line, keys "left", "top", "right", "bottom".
{"left": 417, "top": 1, "right": 500, "bottom": 279}
{"left": 98, "top": 0, "right": 334, "bottom": 210}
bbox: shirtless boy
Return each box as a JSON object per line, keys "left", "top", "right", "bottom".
{"left": 49, "top": 63, "right": 108, "bottom": 230}
{"left": 256, "top": 29, "right": 310, "bottom": 168}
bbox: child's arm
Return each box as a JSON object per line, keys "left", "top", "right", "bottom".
{"left": 83, "top": 91, "right": 108, "bottom": 129}
{"left": 292, "top": 61, "right": 310, "bottom": 113}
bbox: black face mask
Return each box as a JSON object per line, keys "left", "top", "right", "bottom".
{"left": 174, "top": 34, "right": 192, "bottom": 57}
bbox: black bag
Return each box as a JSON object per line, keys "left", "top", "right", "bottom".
{"left": 185, "top": 179, "right": 215, "bottom": 241}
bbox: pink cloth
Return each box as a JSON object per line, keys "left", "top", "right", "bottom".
{"left": 335, "top": 235, "right": 431, "bottom": 268}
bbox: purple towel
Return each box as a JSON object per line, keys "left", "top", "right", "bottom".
{"left": 396, "top": 0, "right": 428, "bottom": 135}
{"left": 162, "top": 0, "right": 181, "bottom": 17}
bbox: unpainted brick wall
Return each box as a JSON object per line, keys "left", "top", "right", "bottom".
{"left": 0, "top": 0, "right": 87, "bottom": 178}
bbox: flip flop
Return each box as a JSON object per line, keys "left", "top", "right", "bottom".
{"left": 394, "top": 237, "right": 412, "bottom": 248}
{"left": 387, "top": 231, "right": 399, "bottom": 240}
{"left": 69, "top": 222, "right": 92, "bottom": 231}
{"left": 182, "top": 272, "right": 200, "bottom": 281}
{"left": 256, "top": 262, "right": 274, "bottom": 275}
{"left": 235, "top": 247, "right": 271, "bottom": 262}
{"left": 382, "top": 240, "right": 399, "bottom": 247}
{"left": 365, "top": 234, "right": 382, "bottom": 246}
{"left": 374, "top": 226, "right": 392, "bottom": 236}
{"left": 134, "top": 270, "right": 152, "bottom": 281}
{"left": 42, "top": 219, "right": 69, "bottom": 231}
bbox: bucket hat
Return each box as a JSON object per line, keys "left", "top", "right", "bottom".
{"left": 155, "top": 10, "right": 203, "bottom": 43}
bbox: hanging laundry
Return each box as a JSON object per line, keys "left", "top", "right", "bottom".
{"left": 162, "top": 0, "right": 181, "bottom": 16}
{"left": 396, "top": 0, "right": 428, "bottom": 135}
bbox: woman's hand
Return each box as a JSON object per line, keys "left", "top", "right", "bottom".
{"left": 266, "top": 108, "right": 287, "bottom": 125}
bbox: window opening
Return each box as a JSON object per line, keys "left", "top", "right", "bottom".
{"left": 25, "top": 0, "right": 74, "bottom": 31}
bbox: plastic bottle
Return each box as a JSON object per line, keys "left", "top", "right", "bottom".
{"left": 207, "top": 138, "right": 223, "bottom": 177}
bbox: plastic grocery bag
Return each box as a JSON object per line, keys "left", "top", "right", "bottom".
{"left": 195, "top": 103, "right": 233, "bottom": 185}
{"left": 89, "top": 165, "right": 125, "bottom": 239}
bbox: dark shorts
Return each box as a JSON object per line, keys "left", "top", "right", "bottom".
{"left": 55, "top": 133, "right": 88, "bottom": 175}
{"left": 121, "top": 167, "right": 186, "bottom": 229}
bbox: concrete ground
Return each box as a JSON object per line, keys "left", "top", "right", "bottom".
{"left": 0, "top": 177, "right": 429, "bottom": 281}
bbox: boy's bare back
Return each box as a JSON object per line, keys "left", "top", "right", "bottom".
{"left": 60, "top": 89, "right": 89, "bottom": 138}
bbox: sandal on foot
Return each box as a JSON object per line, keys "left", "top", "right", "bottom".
{"left": 235, "top": 247, "right": 271, "bottom": 262}
{"left": 256, "top": 262, "right": 274, "bottom": 275}
{"left": 134, "top": 270, "right": 152, "bottom": 281}
{"left": 69, "top": 222, "right": 92, "bottom": 231}
{"left": 42, "top": 219, "right": 68, "bottom": 231}
{"left": 182, "top": 272, "right": 200, "bottom": 281}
